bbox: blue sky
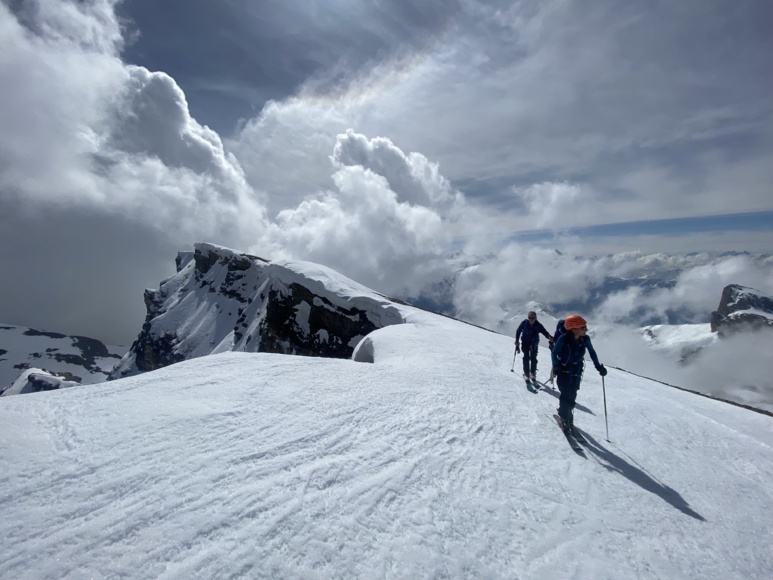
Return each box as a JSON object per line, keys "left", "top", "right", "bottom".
{"left": 512, "top": 211, "right": 773, "bottom": 246}
{"left": 1, "top": 0, "right": 772, "bottom": 343}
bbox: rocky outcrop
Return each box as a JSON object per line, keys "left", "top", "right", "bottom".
{"left": 0, "top": 325, "right": 126, "bottom": 395}
{"left": 2, "top": 368, "right": 81, "bottom": 396}
{"left": 108, "top": 243, "right": 406, "bottom": 379}
{"left": 710, "top": 284, "right": 773, "bottom": 337}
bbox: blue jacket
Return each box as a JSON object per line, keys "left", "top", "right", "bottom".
{"left": 515, "top": 319, "right": 551, "bottom": 346}
{"left": 551, "top": 332, "right": 601, "bottom": 375}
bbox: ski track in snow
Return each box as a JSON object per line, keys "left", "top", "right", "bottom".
{"left": 1, "top": 318, "right": 772, "bottom": 579}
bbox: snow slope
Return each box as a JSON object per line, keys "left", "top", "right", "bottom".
{"left": 1, "top": 308, "right": 771, "bottom": 579}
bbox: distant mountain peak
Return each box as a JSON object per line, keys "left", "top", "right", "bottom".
{"left": 710, "top": 284, "right": 773, "bottom": 336}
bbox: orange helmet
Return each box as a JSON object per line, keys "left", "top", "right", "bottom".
{"left": 564, "top": 315, "right": 587, "bottom": 330}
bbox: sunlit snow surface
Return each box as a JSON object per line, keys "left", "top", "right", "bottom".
{"left": 1, "top": 310, "right": 772, "bottom": 579}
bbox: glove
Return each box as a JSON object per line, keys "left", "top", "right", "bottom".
{"left": 548, "top": 338, "right": 554, "bottom": 350}
{"left": 552, "top": 365, "right": 562, "bottom": 375}
{"left": 596, "top": 364, "right": 607, "bottom": 377}
{"left": 515, "top": 345, "right": 521, "bottom": 353}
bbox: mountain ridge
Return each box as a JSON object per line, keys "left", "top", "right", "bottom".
{"left": 108, "top": 242, "right": 406, "bottom": 380}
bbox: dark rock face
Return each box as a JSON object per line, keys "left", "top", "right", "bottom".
{"left": 259, "top": 282, "right": 380, "bottom": 358}
{"left": 710, "top": 284, "right": 773, "bottom": 337}
{"left": 20, "top": 373, "right": 63, "bottom": 393}
{"left": 2, "top": 368, "right": 82, "bottom": 396}
{"left": 108, "top": 243, "right": 405, "bottom": 380}
{"left": 131, "top": 331, "right": 187, "bottom": 375}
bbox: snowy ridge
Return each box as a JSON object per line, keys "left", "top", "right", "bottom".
{"left": 0, "top": 324, "right": 125, "bottom": 395}
{"left": 109, "top": 243, "right": 407, "bottom": 379}
{"left": 1, "top": 310, "right": 772, "bottom": 578}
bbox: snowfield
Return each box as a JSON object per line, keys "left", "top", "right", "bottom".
{"left": 1, "top": 310, "right": 772, "bottom": 579}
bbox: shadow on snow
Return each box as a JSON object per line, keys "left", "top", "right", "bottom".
{"left": 538, "top": 383, "right": 595, "bottom": 416}
{"left": 578, "top": 429, "right": 706, "bottom": 522}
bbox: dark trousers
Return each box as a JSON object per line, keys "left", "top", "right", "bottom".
{"left": 521, "top": 342, "right": 539, "bottom": 375}
{"left": 556, "top": 371, "right": 582, "bottom": 423}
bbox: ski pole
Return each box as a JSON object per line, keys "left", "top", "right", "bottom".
{"left": 510, "top": 348, "right": 517, "bottom": 372}
{"left": 602, "top": 375, "right": 609, "bottom": 441}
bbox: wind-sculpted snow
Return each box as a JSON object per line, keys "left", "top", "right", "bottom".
{"left": 109, "top": 243, "right": 406, "bottom": 379}
{"left": 1, "top": 312, "right": 772, "bottom": 579}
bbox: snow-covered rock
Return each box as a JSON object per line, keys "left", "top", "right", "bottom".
{"left": 2, "top": 367, "right": 81, "bottom": 396}
{"left": 639, "top": 323, "right": 718, "bottom": 364}
{"left": 0, "top": 324, "right": 126, "bottom": 395}
{"left": 109, "top": 243, "right": 406, "bottom": 379}
{"left": 710, "top": 284, "right": 773, "bottom": 336}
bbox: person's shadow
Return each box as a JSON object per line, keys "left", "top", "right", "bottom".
{"left": 539, "top": 383, "right": 594, "bottom": 415}
{"left": 577, "top": 429, "right": 706, "bottom": 521}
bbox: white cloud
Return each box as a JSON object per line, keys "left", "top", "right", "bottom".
{"left": 0, "top": 2, "right": 270, "bottom": 246}
{"left": 0, "top": 1, "right": 277, "bottom": 342}
{"left": 592, "top": 253, "right": 773, "bottom": 326}
{"left": 452, "top": 246, "right": 773, "bottom": 336}
{"left": 228, "top": 98, "right": 353, "bottom": 217}
{"left": 513, "top": 182, "right": 584, "bottom": 229}
{"left": 25, "top": 0, "right": 124, "bottom": 54}
{"left": 453, "top": 243, "right": 604, "bottom": 332}
{"left": 332, "top": 129, "right": 463, "bottom": 212}
{"left": 269, "top": 163, "right": 451, "bottom": 296}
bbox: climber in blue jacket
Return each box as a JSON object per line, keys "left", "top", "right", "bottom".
{"left": 515, "top": 311, "right": 553, "bottom": 379}
{"left": 551, "top": 315, "right": 607, "bottom": 433}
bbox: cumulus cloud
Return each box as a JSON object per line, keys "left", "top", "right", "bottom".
{"left": 0, "top": 1, "right": 269, "bottom": 244}
{"left": 267, "top": 135, "right": 461, "bottom": 295}
{"left": 0, "top": 1, "right": 275, "bottom": 342}
{"left": 226, "top": 97, "right": 353, "bottom": 217}
{"left": 20, "top": 0, "right": 124, "bottom": 54}
{"left": 332, "top": 129, "right": 463, "bottom": 212}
